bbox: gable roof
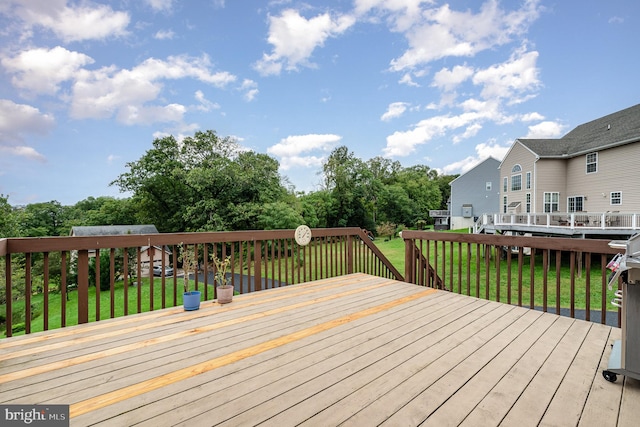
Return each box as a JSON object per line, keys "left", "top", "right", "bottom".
{"left": 516, "top": 103, "right": 640, "bottom": 158}
{"left": 449, "top": 157, "right": 500, "bottom": 186}
{"left": 70, "top": 225, "right": 159, "bottom": 237}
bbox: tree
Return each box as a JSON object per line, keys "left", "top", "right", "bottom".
{"left": 258, "top": 202, "right": 304, "bottom": 230}
{"left": 395, "top": 165, "right": 442, "bottom": 225}
{"left": 298, "top": 190, "right": 333, "bottom": 228}
{"left": 0, "top": 194, "right": 18, "bottom": 238}
{"left": 434, "top": 173, "right": 458, "bottom": 210}
{"left": 322, "top": 146, "right": 374, "bottom": 229}
{"left": 67, "top": 197, "right": 139, "bottom": 227}
{"left": 111, "top": 130, "right": 292, "bottom": 232}
{"left": 378, "top": 185, "right": 414, "bottom": 226}
{"left": 15, "top": 201, "right": 67, "bottom": 237}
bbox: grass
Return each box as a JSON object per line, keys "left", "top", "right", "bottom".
{"left": 2, "top": 230, "right": 619, "bottom": 338}
{"left": 374, "top": 231, "right": 618, "bottom": 315}
{"left": 1, "top": 276, "right": 205, "bottom": 338}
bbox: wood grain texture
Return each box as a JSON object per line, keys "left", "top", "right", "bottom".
{"left": 0, "top": 273, "right": 637, "bottom": 427}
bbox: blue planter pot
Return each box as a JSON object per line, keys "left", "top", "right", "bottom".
{"left": 183, "top": 291, "right": 201, "bottom": 311}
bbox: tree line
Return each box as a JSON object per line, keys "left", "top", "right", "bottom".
{"left": 1, "top": 130, "right": 456, "bottom": 239}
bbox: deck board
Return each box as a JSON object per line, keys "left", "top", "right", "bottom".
{"left": 1, "top": 273, "right": 638, "bottom": 426}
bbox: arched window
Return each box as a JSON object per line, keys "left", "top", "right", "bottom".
{"left": 511, "top": 164, "right": 522, "bottom": 173}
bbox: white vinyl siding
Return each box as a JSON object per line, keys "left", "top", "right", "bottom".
{"left": 566, "top": 143, "right": 640, "bottom": 212}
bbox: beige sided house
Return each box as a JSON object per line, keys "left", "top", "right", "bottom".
{"left": 492, "top": 103, "right": 640, "bottom": 237}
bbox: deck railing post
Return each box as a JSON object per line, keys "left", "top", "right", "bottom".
{"left": 404, "top": 238, "right": 415, "bottom": 284}
{"left": 5, "top": 253, "right": 12, "bottom": 337}
{"left": 77, "top": 249, "right": 89, "bottom": 324}
{"left": 347, "top": 235, "right": 353, "bottom": 274}
{"left": 254, "top": 240, "right": 262, "bottom": 292}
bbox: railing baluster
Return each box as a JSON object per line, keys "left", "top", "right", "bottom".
{"left": 43, "top": 252, "right": 49, "bottom": 331}
{"left": 110, "top": 248, "right": 116, "bottom": 316}
{"left": 555, "top": 250, "right": 561, "bottom": 315}
{"left": 517, "top": 247, "right": 523, "bottom": 307}
{"left": 529, "top": 248, "right": 535, "bottom": 309}
{"left": 542, "top": 249, "right": 548, "bottom": 312}
{"left": 25, "top": 252, "right": 31, "bottom": 334}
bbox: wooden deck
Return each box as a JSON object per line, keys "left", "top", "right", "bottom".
{"left": 1, "top": 273, "right": 638, "bottom": 426}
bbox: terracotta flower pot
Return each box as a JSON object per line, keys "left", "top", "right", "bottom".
{"left": 216, "top": 285, "right": 233, "bottom": 304}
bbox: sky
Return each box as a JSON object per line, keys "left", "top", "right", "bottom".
{"left": 1, "top": 0, "right": 639, "bottom": 206}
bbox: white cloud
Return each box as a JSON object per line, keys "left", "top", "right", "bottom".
{"left": 240, "top": 79, "right": 259, "bottom": 102}
{"left": 432, "top": 64, "right": 474, "bottom": 92}
{"left": 0, "top": 145, "right": 46, "bottom": 162}
{"left": 472, "top": 48, "right": 541, "bottom": 102}
{"left": 267, "top": 134, "right": 341, "bottom": 170}
{"left": 381, "top": 102, "right": 409, "bottom": 121}
{"left": 154, "top": 29, "right": 175, "bottom": 40}
{"left": 0, "top": 99, "right": 55, "bottom": 141}
{"left": 2, "top": 46, "right": 94, "bottom": 95}
{"left": 383, "top": 102, "right": 503, "bottom": 157}
{"left": 69, "top": 55, "right": 236, "bottom": 124}
{"left": 520, "top": 112, "right": 544, "bottom": 122}
{"left": 398, "top": 72, "right": 420, "bottom": 87}
{"left": 117, "top": 103, "right": 186, "bottom": 126}
{"left": 452, "top": 123, "right": 482, "bottom": 144}
{"left": 0, "top": 99, "right": 54, "bottom": 161}
{"left": 383, "top": 41, "right": 542, "bottom": 157}
{"left": 387, "top": 0, "right": 542, "bottom": 71}
{"left": 525, "top": 121, "right": 566, "bottom": 138}
{"left": 441, "top": 140, "right": 510, "bottom": 174}
{"left": 6, "top": 0, "right": 130, "bottom": 42}
{"left": 107, "top": 154, "right": 120, "bottom": 165}
{"left": 194, "top": 90, "right": 220, "bottom": 112}
{"left": 254, "top": 9, "right": 356, "bottom": 75}
{"left": 145, "top": 0, "right": 174, "bottom": 12}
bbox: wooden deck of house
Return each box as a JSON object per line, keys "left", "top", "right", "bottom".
{"left": 1, "top": 273, "right": 638, "bottom": 426}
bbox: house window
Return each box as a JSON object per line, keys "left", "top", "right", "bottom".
{"left": 567, "top": 196, "right": 584, "bottom": 212}
{"left": 503, "top": 177, "right": 508, "bottom": 192}
{"left": 511, "top": 174, "right": 522, "bottom": 191}
{"left": 611, "top": 192, "right": 622, "bottom": 205}
{"left": 525, "top": 172, "right": 531, "bottom": 189}
{"left": 526, "top": 193, "right": 531, "bottom": 213}
{"left": 543, "top": 192, "right": 559, "bottom": 213}
{"left": 511, "top": 164, "right": 522, "bottom": 173}
{"left": 586, "top": 153, "right": 598, "bottom": 174}
{"left": 503, "top": 196, "right": 508, "bottom": 214}
{"left": 486, "top": 181, "right": 492, "bottom": 191}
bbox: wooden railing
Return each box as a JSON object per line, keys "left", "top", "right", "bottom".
{"left": 403, "top": 231, "right": 623, "bottom": 326}
{"left": 1, "top": 228, "right": 401, "bottom": 337}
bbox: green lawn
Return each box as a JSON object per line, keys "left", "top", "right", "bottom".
{"left": 374, "top": 231, "right": 618, "bottom": 314}
{"left": 2, "top": 231, "right": 618, "bottom": 338}
{"left": 2, "top": 277, "right": 201, "bottom": 337}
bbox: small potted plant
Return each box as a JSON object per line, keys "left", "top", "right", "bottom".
{"left": 180, "top": 243, "right": 201, "bottom": 311}
{"left": 212, "top": 254, "right": 233, "bottom": 304}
